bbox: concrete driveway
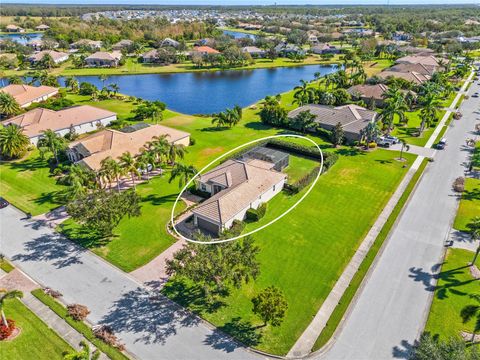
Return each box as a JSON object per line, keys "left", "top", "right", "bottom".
{"left": 0, "top": 205, "right": 260, "bottom": 360}
{"left": 319, "top": 77, "right": 480, "bottom": 360}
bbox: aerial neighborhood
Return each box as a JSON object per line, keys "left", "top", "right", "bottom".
{"left": 0, "top": 3, "right": 479, "bottom": 360}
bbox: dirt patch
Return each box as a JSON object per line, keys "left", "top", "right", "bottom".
{"left": 164, "top": 115, "right": 196, "bottom": 126}
{"left": 461, "top": 331, "right": 480, "bottom": 343}
{"left": 199, "top": 147, "right": 225, "bottom": 158}
{"left": 3, "top": 327, "right": 21, "bottom": 341}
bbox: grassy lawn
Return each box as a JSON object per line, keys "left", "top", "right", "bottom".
{"left": 390, "top": 109, "right": 446, "bottom": 147}
{"left": 3, "top": 56, "right": 335, "bottom": 77}
{"left": 284, "top": 154, "right": 320, "bottom": 183}
{"left": 453, "top": 177, "right": 480, "bottom": 232}
{"left": 474, "top": 142, "right": 480, "bottom": 170}
{"left": 2, "top": 298, "right": 73, "bottom": 360}
{"left": 0, "top": 149, "right": 65, "bottom": 215}
{"left": 425, "top": 248, "right": 480, "bottom": 340}
{"left": 164, "top": 149, "right": 415, "bottom": 355}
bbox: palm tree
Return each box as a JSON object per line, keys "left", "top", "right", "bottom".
{"left": 37, "top": 129, "right": 66, "bottom": 164}
{"left": 100, "top": 157, "right": 122, "bottom": 191}
{"left": 108, "top": 83, "right": 120, "bottom": 97}
{"left": 360, "top": 121, "right": 381, "bottom": 147}
{"left": 146, "top": 134, "right": 169, "bottom": 165}
{"left": 261, "top": 94, "right": 281, "bottom": 107}
{"left": 168, "top": 163, "right": 198, "bottom": 188}
{"left": 0, "top": 125, "right": 30, "bottom": 159}
{"left": 211, "top": 111, "right": 229, "bottom": 128}
{"left": 168, "top": 143, "right": 187, "bottom": 165}
{"left": 419, "top": 92, "right": 441, "bottom": 134}
{"left": 58, "top": 165, "right": 95, "bottom": 200}
{"left": 0, "top": 289, "right": 23, "bottom": 328}
{"left": 137, "top": 150, "right": 156, "bottom": 181}
{"left": 98, "top": 74, "right": 108, "bottom": 88}
{"left": 65, "top": 77, "right": 79, "bottom": 93}
{"left": 461, "top": 293, "right": 480, "bottom": 342}
{"left": 380, "top": 88, "right": 409, "bottom": 133}
{"left": 468, "top": 217, "right": 480, "bottom": 265}
{"left": 0, "top": 92, "right": 21, "bottom": 117}
{"left": 63, "top": 340, "right": 100, "bottom": 360}
{"left": 399, "top": 139, "right": 410, "bottom": 160}
{"left": 293, "top": 80, "right": 315, "bottom": 106}
{"left": 118, "top": 151, "right": 139, "bottom": 189}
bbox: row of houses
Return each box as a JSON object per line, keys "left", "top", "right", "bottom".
{"left": 4, "top": 24, "right": 50, "bottom": 33}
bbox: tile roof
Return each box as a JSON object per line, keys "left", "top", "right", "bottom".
{"left": 389, "top": 62, "right": 437, "bottom": 75}
{"left": 2, "top": 105, "right": 116, "bottom": 138}
{"left": 86, "top": 51, "right": 122, "bottom": 61}
{"left": 193, "top": 160, "right": 286, "bottom": 224}
{"left": 347, "top": 84, "right": 389, "bottom": 100}
{"left": 0, "top": 84, "right": 58, "bottom": 107}
{"left": 395, "top": 55, "right": 446, "bottom": 67}
{"left": 70, "top": 124, "right": 190, "bottom": 171}
{"left": 191, "top": 46, "right": 220, "bottom": 54}
{"left": 28, "top": 50, "right": 68, "bottom": 63}
{"left": 288, "top": 104, "right": 377, "bottom": 135}
{"left": 378, "top": 70, "right": 430, "bottom": 84}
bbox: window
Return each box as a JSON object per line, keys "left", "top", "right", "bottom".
{"left": 201, "top": 184, "right": 206, "bottom": 191}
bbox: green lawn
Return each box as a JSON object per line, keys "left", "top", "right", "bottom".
{"left": 2, "top": 298, "right": 73, "bottom": 360}
{"left": 164, "top": 149, "right": 415, "bottom": 355}
{"left": 0, "top": 150, "right": 65, "bottom": 215}
{"left": 425, "top": 248, "right": 480, "bottom": 340}
{"left": 453, "top": 177, "right": 480, "bottom": 232}
{"left": 473, "top": 142, "right": 480, "bottom": 170}
{"left": 284, "top": 154, "right": 320, "bottom": 183}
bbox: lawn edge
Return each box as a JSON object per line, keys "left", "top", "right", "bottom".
{"left": 310, "top": 157, "right": 429, "bottom": 355}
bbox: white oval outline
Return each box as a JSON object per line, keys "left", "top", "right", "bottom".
{"left": 170, "top": 134, "right": 324, "bottom": 244}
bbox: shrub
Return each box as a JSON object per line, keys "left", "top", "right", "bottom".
{"left": 189, "top": 137, "right": 196, "bottom": 146}
{"left": 67, "top": 304, "right": 90, "bottom": 321}
{"left": 220, "top": 220, "right": 245, "bottom": 238}
{"left": 368, "top": 142, "right": 377, "bottom": 148}
{"left": 453, "top": 177, "right": 465, "bottom": 192}
{"left": 246, "top": 208, "right": 259, "bottom": 221}
{"left": 256, "top": 203, "right": 267, "bottom": 219}
{"left": 0, "top": 319, "right": 16, "bottom": 340}
{"left": 93, "top": 325, "right": 125, "bottom": 351}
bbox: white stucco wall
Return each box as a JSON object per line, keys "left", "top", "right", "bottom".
{"left": 20, "top": 90, "right": 59, "bottom": 108}
{"left": 29, "top": 115, "right": 116, "bottom": 145}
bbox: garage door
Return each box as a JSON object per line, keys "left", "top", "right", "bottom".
{"left": 197, "top": 217, "right": 220, "bottom": 235}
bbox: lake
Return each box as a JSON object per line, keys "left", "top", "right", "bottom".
{"left": 0, "top": 32, "right": 43, "bottom": 45}
{"left": 222, "top": 29, "right": 257, "bottom": 40}
{"left": 66, "top": 65, "right": 338, "bottom": 115}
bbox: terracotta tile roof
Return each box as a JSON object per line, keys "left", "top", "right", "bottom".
{"left": 0, "top": 84, "right": 58, "bottom": 107}
{"left": 193, "top": 160, "right": 286, "bottom": 224}
{"left": 28, "top": 50, "right": 68, "bottom": 63}
{"left": 378, "top": 70, "right": 430, "bottom": 84}
{"left": 2, "top": 105, "right": 116, "bottom": 138}
{"left": 347, "top": 84, "right": 389, "bottom": 100}
{"left": 191, "top": 46, "right": 220, "bottom": 54}
{"left": 288, "top": 104, "right": 377, "bottom": 135}
{"left": 389, "top": 62, "right": 437, "bottom": 75}
{"left": 70, "top": 124, "right": 190, "bottom": 171}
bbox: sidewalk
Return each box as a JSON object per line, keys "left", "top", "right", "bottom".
{"left": 287, "top": 155, "right": 425, "bottom": 358}
{"left": 0, "top": 268, "right": 108, "bottom": 359}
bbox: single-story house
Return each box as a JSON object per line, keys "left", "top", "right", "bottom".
{"left": 377, "top": 70, "right": 430, "bottom": 85}
{"left": 160, "top": 38, "right": 180, "bottom": 48}
{"left": 140, "top": 49, "right": 160, "bottom": 63}
{"left": 192, "top": 158, "right": 287, "bottom": 234}
{"left": 70, "top": 39, "right": 103, "bottom": 50}
{"left": 1, "top": 105, "right": 117, "bottom": 145}
{"left": 85, "top": 51, "right": 122, "bottom": 67}
{"left": 28, "top": 50, "right": 69, "bottom": 64}
{"left": 347, "top": 84, "right": 390, "bottom": 107}
{"left": 112, "top": 39, "right": 133, "bottom": 50}
{"left": 0, "top": 84, "right": 59, "bottom": 108}
{"left": 398, "top": 46, "right": 435, "bottom": 56}
{"left": 288, "top": 104, "right": 377, "bottom": 143}
{"left": 274, "top": 42, "right": 305, "bottom": 56}
{"left": 67, "top": 124, "right": 190, "bottom": 171}
{"left": 190, "top": 46, "right": 220, "bottom": 57}
{"left": 395, "top": 55, "right": 446, "bottom": 67}
{"left": 311, "top": 43, "right": 340, "bottom": 55}
{"left": 35, "top": 24, "right": 50, "bottom": 31}
{"left": 389, "top": 62, "right": 437, "bottom": 76}
{"left": 241, "top": 46, "right": 265, "bottom": 58}
{"left": 5, "top": 25, "right": 24, "bottom": 33}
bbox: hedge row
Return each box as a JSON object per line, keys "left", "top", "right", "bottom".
{"left": 246, "top": 203, "right": 267, "bottom": 222}
{"left": 284, "top": 166, "right": 321, "bottom": 195}
{"left": 220, "top": 220, "right": 246, "bottom": 239}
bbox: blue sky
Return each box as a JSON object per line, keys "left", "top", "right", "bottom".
{"left": 2, "top": 0, "right": 479, "bottom": 4}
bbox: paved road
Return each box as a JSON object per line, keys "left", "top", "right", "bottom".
{"left": 0, "top": 206, "right": 259, "bottom": 360}
{"left": 321, "top": 78, "right": 479, "bottom": 359}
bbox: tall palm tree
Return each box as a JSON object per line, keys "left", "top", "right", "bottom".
{"left": 108, "top": 83, "right": 120, "bottom": 97}
{"left": 146, "top": 134, "right": 169, "bottom": 165}
{"left": 37, "top": 129, "right": 66, "bottom": 164}
{"left": 118, "top": 151, "right": 139, "bottom": 189}
{"left": 399, "top": 139, "right": 410, "bottom": 160}
{"left": 419, "top": 92, "right": 441, "bottom": 134}
{"left": 0, "top": 289, "right": 23, "bottom": 328}
{"left": 63, "top": 340, "right": 100, "bottom": 360}
{"left": 380, "top": 87, "right": 409, "bottom": 133}
{"left": 293, "top": 80, "right": 315, "bottom": 106}
{"left": 168, "top": 163, "right": 198, "bottom": 188}
{"left": 0, "top": 92, "right": 21, "bottom": 117}
{"left": 100, "top": 157, "right": 122, "bottom": 191}
{"left": 0, "top": 125, "right": 30, "bottom": 159}
{"left": 468, "top": 217, "right": 480, "bottom": 265}
{"left": 58, "top": 165, "right": 95, "bottom": 200}
{"left": 168, "top": 143, "right": 187, "bottom": 165}
{"left": 137, "top": 150, "right": 156, "bottom": 181}
{"left": 360, "top": 121, "right": 381, "bottom": 146}
{"left": 98, "top": 74, "right": 108, "bottom": 88}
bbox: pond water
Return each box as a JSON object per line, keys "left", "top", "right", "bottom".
{"left": 0, "top": 32, "right": 43, "bottom": 45}
{"left": 222, "top": 29, "right": 257, "bottom": 40}
{"left": 65, "top": 64, "right": 338, "bottom": 115}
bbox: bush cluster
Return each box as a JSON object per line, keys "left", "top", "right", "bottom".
{"left": 220, "top": 220, "right": 246, "bottom": 239}
{"left": 246, "top": 203, "right": 267, "bottom": 222}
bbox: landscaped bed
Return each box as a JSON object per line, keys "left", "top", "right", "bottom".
{"left": 2, "top": 298, "right": 73, "bottom": 360}
{"left": 425, "top": 248, "right": 480, "bottom": 340}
